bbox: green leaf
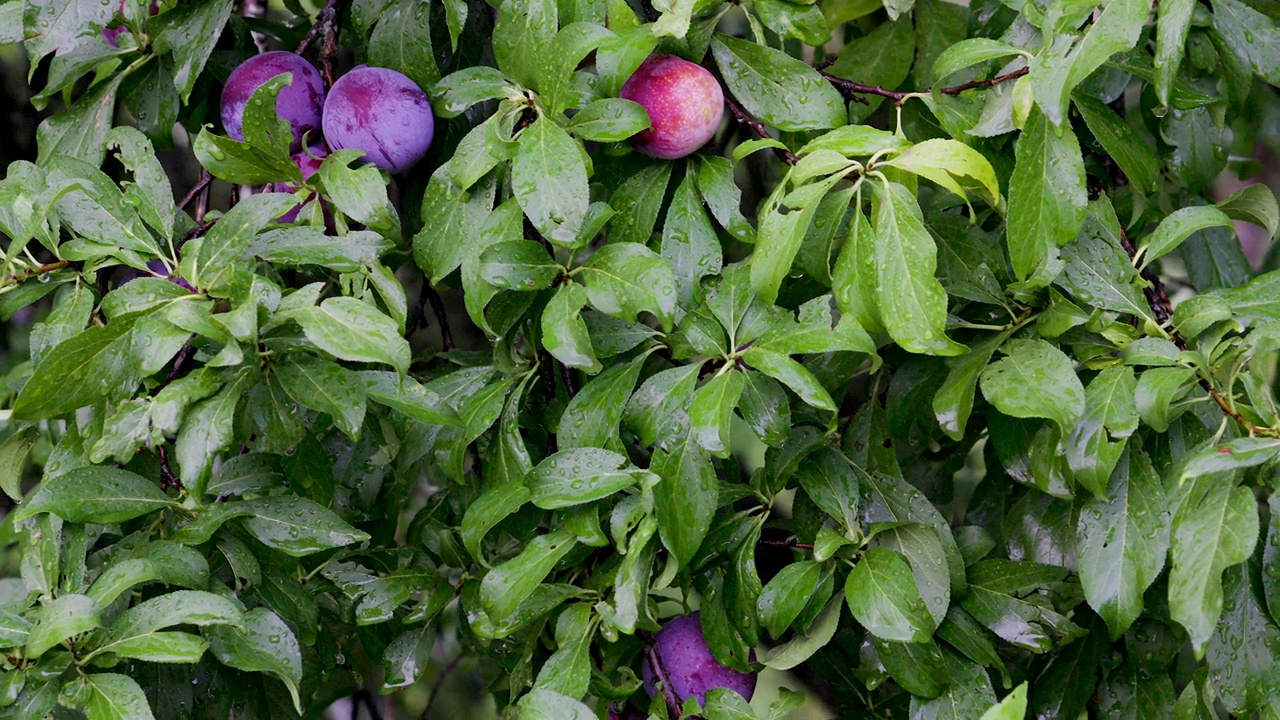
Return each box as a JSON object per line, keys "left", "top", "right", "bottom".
{"left": 876, "top": 637, "right": 948, "bottom": 698}
{"left": 249, "top": 228, "right": 394, "bottom": 272}
{"left": 652, "top": 425, "right": 718, "bottom": 569}
{"left": 431, "top": 67, "right": 516, "bottom": 118}
{"left": 1217, "top": 183, "right": 1280, "bottom": 240}
{"left": 1074, "top": 94, "right": 1160, "bottom": 195}
{"left": 1139, "top": 206, "right": 1235, "bottom": 271}
{"left": 190, "top": 193, "right": 298, "bottom": 295}
{"left": 844, "top": 546, "right": 936, "bottom": 643}
{"left": 106, "top": 127, "right": 175, "bottom": 241}
{"left": 25, "top": 594, "right": 101, "bottom": 658}
{"left": 762, "top": 594, "right": 841, "bottom": 670}
{"left": 738, "top": 371, "right": 791, "bottom": 447}
{"left": 752, "top": 174, "right": 844, "bottom": 306}
{"left": 542, "top": 282, "right": 601, "bottom": 373}
{"left": 492, "top": 0, "right": 557, "bottom": 90}
{"left": 758, "top": 561, "right": 822, "bottom": 638}
{"left": 1179, "top": 437, "right": 1280, "bottom": 482}
{"left": 872, "top": 180, "right": 966, "bottom": 356}
{"left": 275, "top": 355, "right": 367, "bottom": 439}
{"left": 204, "top": 608, "right": 303, "bottom": 713}
{"left": 479, "top": 241, "right": 562, "bottom": 292}
{"left": 1029, "top": 0, "right": 1148, "bottom": 125}
{"left": 753, "top": 0, "right": 830, "bottom": 45}
{"left": 414, "top": 173, "right": 498, "bottom": 283}
{"left": 513, "top": 116, "right": 588, "bottom": 246}
{"left": 933, "top": 38, "right": 1026, "bottom": 81}
{"left": 1006, "top": 107, "right": 1087, "bottom": 282}
{"left": 1169, "top": 472, "right": 1259, "bottom": 655}
{"left": 1065, "top": 365, "right": 1137, "bottom": 498}
{"left": 607, "top": 162, "right": 672, "bottom": 245}
{"left": 566, "top": 98, "right": 650, "bottom": 141}
{"left": 884, "top": 139, "right": 1001, "bottom": 208}
{"left": 979, "top": 683, "right": 1028, "bottom": 720}
{"left": 1078, "top": 446, "right": 1169, "bottom": 639}
{"left": 1134, "top": 366, "right": 1196, "bottom": 432}
{"left": 151, "top": 0, "right": 233, "bottom": 102}
{"left": 461, "top": 482, "right": 532, "bottom": 562}
{"left": 825, "top": 17, "right": 913, "bottom": 122}
{"left": 795, "top": 448, "right": 859, "bottom": 533}
{"left": 368, "top": 0, "right": 439, "bottom": 93}
{"left": 689, "top": 370, "right": 746, "bottom": 456}
{"left": 85, "top": 542, "right": 210, "bottom": 607}
{"left": 559, "top": 353, "right": 646, "bottom": 451}
{"left": 533, "top": 604, "right": 595, "bottom": 698}
{"left": 480, "top": 530, "right": 577, "bottom": 620}
{"left": 711, "top": 35, "right": 846, "bottom": 131}
{"left": 527, "top": 448, "right": 641, "bottom": 508}
{"left": 360, "top": 371, "right": 462, "bottom": 427}
{"left": 0, "top": 427, "right": 38, "bottom": 503}
{"left": 960, "top": 560, "right": 1084, "bottom": 652}
{"left": 90, "top": 590, "right": 242, "bottom": 659}
{"left": 624, "top": 362, "right": 704, "bottom": 448}
{"left": 317, "top": 154, "right": 401, "bottom": 240}
{"left": 1097, "top": 662, "right": 1175, "bottom": 719}
{"left": 664, "top": 168, "right": 724, "bottom": 308}
{"left": 237, "top": 495, "right": 368, "bottom": 556}
{"left": 175, "top": 369, "right": 255, "bottom": 495}
{"left": 1213, "top": 0, "right": 1280, "bottom": 86}
{"left": 288, "top": 297, "right": 410, "bottom": 374}
{"left": 933, "top": 331, "right": 1009, "bottom": 441}
{"left": 742, "top": 346, "right": 837, "bottom": 412}
{"left": 516, "top": 689, "right": 596, "bottom": 720}
{"left": 1206, "top": 563, "right": 1280, "bottom": 715}
{"left": 81, "top": 674, "right": 156, "bottom": 720}
{"left": 1154, "top": 0, "right": 1194, "bottom": 107}
{"left": 578, "top": 242, "right": 678, "bottom": 331}
{"left": 13, "top": 467, "right": 176, "bottom": 524}
{"left": 36, "top": 74, "right": 123, "bottom": 167}
{"left": 12, "top": 311, "right": 144, "bottom": 421}
{"left": 979, "top": 339, "right": 1085, "bottom": 434}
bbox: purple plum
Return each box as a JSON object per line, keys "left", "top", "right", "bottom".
{"left": 272, "top": 144, "right": 329, "bottom": 224}
{"left": 642, "top": 614, "right": 757, "bottom": 711}
{"left": 220, "top": 51, "right": 325, "bottom": 147}
{"left": 620, "top": 55, "right": 725, "bottom": 160}
{"left": 121, "top": 260, "right": 194, "bottom": 292}
{"left": 321, "top": 66, "right": 434, "bottom": 174}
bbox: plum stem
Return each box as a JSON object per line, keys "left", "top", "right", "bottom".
{"left": 407, "top": 276, "right": 455, "bottom": 350}
{"left": 297, "top": 0, "right": 348, "bottom": 87}
{"left": 821, "top": 66, "right": 1029, "bottom": 106}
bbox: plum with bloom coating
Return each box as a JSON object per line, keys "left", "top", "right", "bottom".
{"left": 220, "top": 51, "right": 325, "bottom": 147}
{"left": 322, "top": 66, "right": 434, "bottom": 174}
{"left": 642, "top": 614, "right": 757, "bottom": 710}
{"left": 272, "top": 144, "right": 328, "bottom": 224}
{"left": 620, "top": 55, "right": 725, "bottom": 160}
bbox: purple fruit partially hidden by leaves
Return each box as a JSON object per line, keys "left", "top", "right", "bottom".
{"left": 620, "top": 55, "right": 725, "bottom": 160}
{"left": 642, "top": 614, "right": 757, "bottom": 710}
{"left": 607, "top": 704, "right": 645, "bottom": 720}
{"left": 272, "top": 144, "right": 329, "bottom": 224}
{"left": 220, "top": 51, "right": 325, "bottom": 147}
{"left": 121, "top": 260, "right": 194, "bottom": 292}
{"left": 322, "top": 66, "right": 434, "bottom": 174}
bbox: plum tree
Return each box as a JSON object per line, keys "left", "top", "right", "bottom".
{"left": 642, "top": 614, "right": 757, "bottom": 710}
{"left": 321, "top": 66, "right": 434, "bottom": 174}
{"left": 272, "top": 144, "right": 328, "bottom": 224}
{"left": 220, "top": 51, "right": 325, "bottom": 147}
{"left": 620, "top": 54, "right": 724, "bottom": 160}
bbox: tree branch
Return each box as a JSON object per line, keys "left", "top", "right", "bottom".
{"left": 4, "top": 260, "right": 69, "bottom": 286}
{"left": 419, "top": 655, "right": 463, "bottom": 720}
{"left": 297, "top": 0, "right": 348, "bottom": 87}
{"left": 178, "top": 170, "right": 213, "bottom": 210}
{"left": 821, "top": 66, "right": 1029, "bottom": 106}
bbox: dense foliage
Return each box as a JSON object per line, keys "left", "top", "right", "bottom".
{"left": 4, "top": 0, "right": 1280, "bottom": 717}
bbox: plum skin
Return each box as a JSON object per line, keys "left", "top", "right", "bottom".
{"left": 620, "top": 55, "right": 725, "bottom": 160}
{"left": 642, "top": 614, "right": 757, "bottom": 710}
{"left": 322, "top": 66, "right": 435, "bottom": 174}
{"left": 273, "top": 144, "right": 328, "bottom": 224}
{"left": 220, "top": 51, "right": 325, "bottom": 147}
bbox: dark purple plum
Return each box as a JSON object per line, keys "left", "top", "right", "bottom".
{"left": 642, "top": 614, "right": 757, "bottom": 710}
{"left": 607, "top": 705, "right": 645, "bottom": 720}
{"left": 220, "top": 51, "right": 325, "bottom": 147}
{"left": 322, "top": 66, "right": 434, "bottom": 174}
{"left": 620, "top": 55, "right": 724, "bottom": 160}
{"left": 272, "top": 144, "right": 329, "bottom": 224}
{"left": 120, "top": 259, "right": 194, "bottom": 292}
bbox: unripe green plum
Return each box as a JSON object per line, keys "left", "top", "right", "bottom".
{"left": 620, "top": 55, "right": 725, "bottom": 160}
{"left": 642, "top": 614, "right": 757, "bottom": 710}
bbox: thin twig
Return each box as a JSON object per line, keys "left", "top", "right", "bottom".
{"left": 179, "top": 219, "right": 216, "bottom": 247}
{"left": 178, "top": 170, "right": 213, "bottom": 210}
{"left": 821, "top": 66, "right": 1029, "bottom": 106}
{"left": 297, "top": 0, "right": 347, "bottom": 87}
{"left": 419, "top": 655, "right": 463, "bottom": 720}
{"left": 758, "top": 539, "right": 815, "bottom": 549}
{"left": 4, "top": 260, "right": 69, "bottom": 285}
{"left": 426, "top": 284, "right": 454, "bottom": 350}
{"left": 157, "top": 444, "right": 183, "bottom": 492}
{"left": 150, "top": 343, "right": 197, "bottom": 397}
{"left": 560, "top": 362, "right": 579, "bottom": 399}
